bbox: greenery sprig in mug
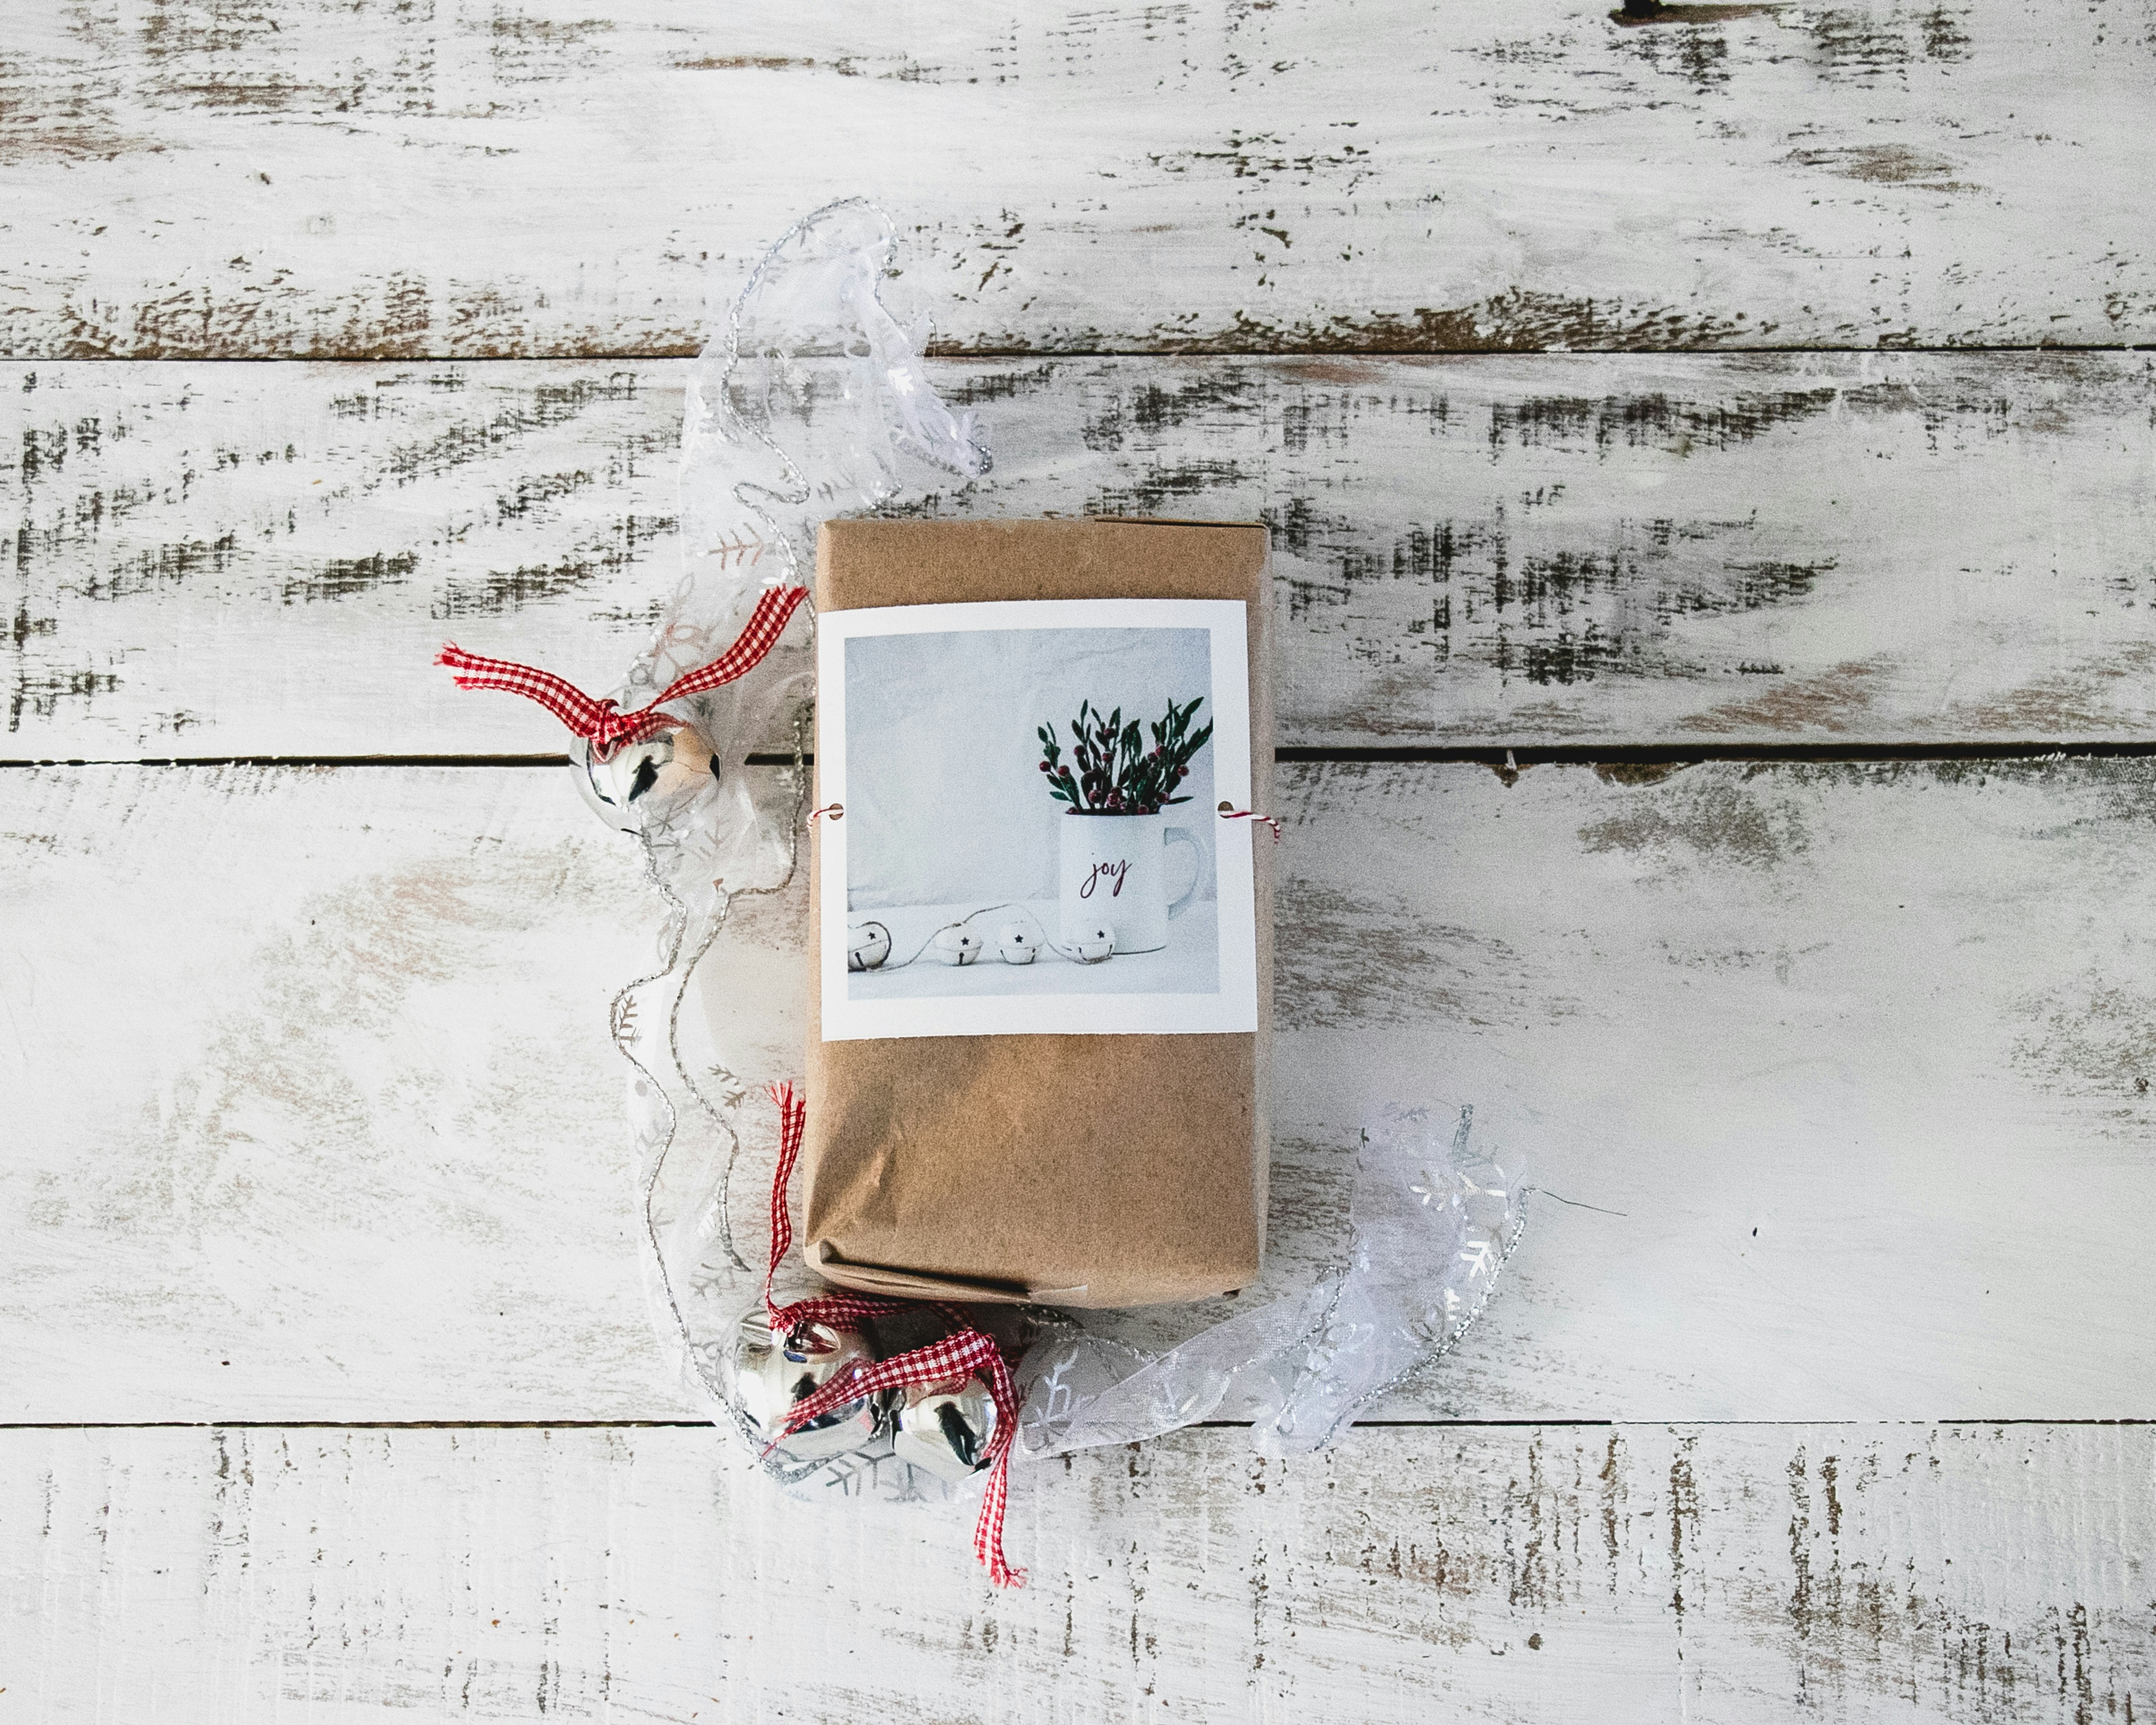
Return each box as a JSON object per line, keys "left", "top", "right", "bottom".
{"left": 1038, "top": 697, "right": 1212, "bottom": 815}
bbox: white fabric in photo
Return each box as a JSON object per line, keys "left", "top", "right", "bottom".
{"left": 844, "top": 626, "right": 1218, "bottom": 910}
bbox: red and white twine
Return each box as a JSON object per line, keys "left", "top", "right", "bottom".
{"left": 762, "top": 1084, "right": 1027, "bottom": 1589}
{"left": 436, "top": 584, "right": 808, "bottom": 757}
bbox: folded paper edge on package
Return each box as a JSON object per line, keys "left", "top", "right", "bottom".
{"left": 803, "top": 518, "right": 1275, "bottom": 1309}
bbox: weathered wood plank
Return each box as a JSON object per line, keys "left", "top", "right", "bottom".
{"left": 3, "top": 0, "right": 2152, "bottom": 358}
{"left": 10, "top": 353, "right": 2156, "bottom": 757}
{"left": 3, "top": 1422, "right": 2148, "bottom": 1722}
{"left": 5, "top": 759, "right": 2153, "bottom": 1422}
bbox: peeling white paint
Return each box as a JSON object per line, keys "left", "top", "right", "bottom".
{"left": 4, "top": 761, "right": 2153, "bottom": 1425}
{"left": 1, "top": 2, "right": 2151, "bottom": 355}
{"left": 2, "top": 1424, "right": 2146, "bottom": 1722}
{"left": 9, "top": 355, "right": 2156, "bottom": 757}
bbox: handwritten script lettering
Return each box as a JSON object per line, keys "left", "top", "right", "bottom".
{"left": 1080, "top": 858, "right": 1131, "bottom": 899}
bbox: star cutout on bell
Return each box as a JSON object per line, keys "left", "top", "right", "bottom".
{"left": 846, "top": 921, "right": 892, "bottom": 971}
{"left": 932, "top": 927, "right": 984, "bottom": 966}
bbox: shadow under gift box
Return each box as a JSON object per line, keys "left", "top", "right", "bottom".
{"left": 803, "top": 518, "right": 1275, "bottom": 1309}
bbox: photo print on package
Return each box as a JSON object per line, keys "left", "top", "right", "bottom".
{"left": 817, "top": 598, "right": 1260, "bottom": 1040}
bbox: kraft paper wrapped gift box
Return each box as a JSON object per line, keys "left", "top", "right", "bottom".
{"left": 802, "top": 517, "right": 1276, "bottom": 1308}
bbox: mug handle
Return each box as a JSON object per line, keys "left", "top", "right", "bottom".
{"left": 1162, "top": 826, "right": 1201, "bottom": 921}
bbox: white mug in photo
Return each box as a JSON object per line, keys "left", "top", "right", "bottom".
{"left": 1058, "top": 811, "right": 1201, "bottom": 954}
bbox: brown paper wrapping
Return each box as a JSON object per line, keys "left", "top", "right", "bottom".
{"left": 802, "top": 518, "right": 1274, "bottom": 1309}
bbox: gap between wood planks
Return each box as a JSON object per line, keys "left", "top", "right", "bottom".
{"left": 9, "top": 743, "right": 2156, "bottom": 770}
{"left": 67, "top": 343, "right": 2156, "bottom": 360}
{"left": 3, "top": 1418, "right": 2148, "bottom": 1430}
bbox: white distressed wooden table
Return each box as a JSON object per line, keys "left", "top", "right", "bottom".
{"left": 3, "top": 4, "right": 2152, "bottom": 1719}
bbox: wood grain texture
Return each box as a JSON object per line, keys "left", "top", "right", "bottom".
{"left": 4, "top": 0, "right": 2153, "bottom": 359}
{"left": 3, "top": 1422, "right": 2149, "bottom": 1723}
{"left": 0, "top": 763, "right": 673, "bottom": 1422}
{"left": 10, "top": 352, "right": 2156, "bottom": 758}
{"left": 6, "top": 759, "right": 2154, "bottom": 1423}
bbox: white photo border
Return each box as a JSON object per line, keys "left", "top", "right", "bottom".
{"left": 818, "top": 597, "right": 1258, "bottom": 1041}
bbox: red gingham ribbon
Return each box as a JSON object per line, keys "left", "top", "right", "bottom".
{"left": 774, "top": 1326, "right": 1026, "bottom": 1587}
{"left": 763, "top": 1083, "right": 904, "bottom": 1333}
{"left": 761, "top": 1082, "right": 1026, "bottom": 1588}
{"left": 436, "top": 584, "right": 808, "bottom": 758}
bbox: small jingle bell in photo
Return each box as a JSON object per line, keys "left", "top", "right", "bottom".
{"left": 1070, "top": 921, "right": 1114, "bottom": 963}
{"left": 730, "top": 1308, "right": 887, "bottom": 1464}
{"left": 891, "top": 1376, "right": 1000, "bottom": 1484}
{"left": 995, "top": 922, "right": 1037, "bottom": 965}
{"left": 570, "top": 724, "right": 719, "bottom": 833}
{"left": 932, "top": 926, "right": 984, "bottom": 966}
{"left": 847, "top": 921, "right": 892, "bottom": 971}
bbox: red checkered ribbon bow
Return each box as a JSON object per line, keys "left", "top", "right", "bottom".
{"left": 776, "top": 1320, "right": 1026, "bottom": 1587}
{"left": 763, "top": 1084, "right": 1027, "bottom": 1588}
{"left": 436, "top": 584, "right": 808, "bottom": 758}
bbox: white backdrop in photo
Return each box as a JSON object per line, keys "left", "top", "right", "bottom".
{"left": 844, "top": 626, "right": 1217, "bottom": 910}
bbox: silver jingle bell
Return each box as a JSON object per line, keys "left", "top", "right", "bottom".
{"left": 1069, "top": 921, "right": 1114, "bottom": 963}
{"left": 732, "top": 1309, "right": 886, "bottom": 1464}
{"left": 892, "top": 1376, "right": 1000, "bottom": 1483}
{"left": 847, "top": 921, "right": 892, "bottom": 971}
{"left": 931, "top": 927, "right": 984, "bottom": 966}
{"left": 570, "top": 725, "right": 719, "bottom": 833}
{"left": 995, "top": 922, "right": 1037, "bottom": 964}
